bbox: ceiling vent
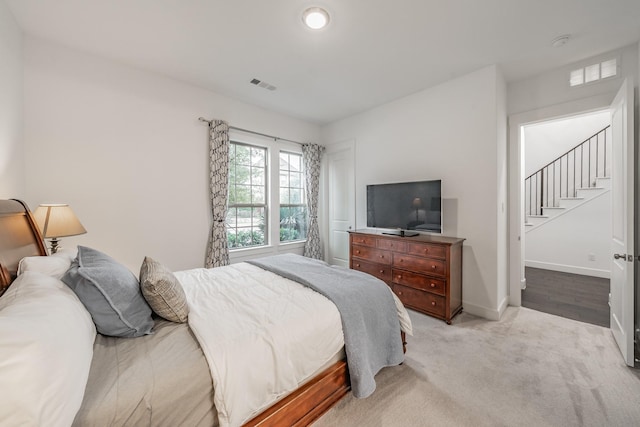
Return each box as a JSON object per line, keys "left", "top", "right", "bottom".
{"left": 250, "top": 78, "right": 276, "bottom": 91}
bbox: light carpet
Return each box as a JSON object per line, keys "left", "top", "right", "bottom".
{"left": 313, "top": 306, "right": 640, "bottom": 427}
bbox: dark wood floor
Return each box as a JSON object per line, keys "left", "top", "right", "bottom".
{"left": 522, "top": 267, "right": 610, "bottom": 327}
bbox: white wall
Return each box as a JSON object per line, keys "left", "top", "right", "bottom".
{"left": 23, "top": 37, "right": 320, "bottom": 273}
{"left": 322, "top": 65, "right": 508, "bottom": 320}
{"left": 508, "top": 44, "right": 638, "bottom": 116}
{"left": 526, "top": 190, "right": 611, "bottom": 278}
{"left": 0, "top": 2, "right": 24, "bottom": 199}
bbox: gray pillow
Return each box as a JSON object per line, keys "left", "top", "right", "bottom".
{"left": 139, "top": 256, "right": 189, "bottom": 323}
{"left": 62, "top": 246, "right": 154, "bottom": 337}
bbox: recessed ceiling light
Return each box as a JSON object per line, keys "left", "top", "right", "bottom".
{"left": 303, "top": 7, "right": 330, "bottom": 30}
{"left": 551, "top": 34, "right": 571, "bottom": 48}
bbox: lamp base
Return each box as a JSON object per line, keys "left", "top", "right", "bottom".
{"left": 49, "top": 238, "right": 60, "bottom": 254}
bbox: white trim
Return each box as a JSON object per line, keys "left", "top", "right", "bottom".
{"left": 524, "top": 260, "right": 610, "bottom": 279}
{"left": 462, "top": 299, "right": 506, "bottom": 321}
{"left": 508, "top": 93, "right": 615, "bottom": 307}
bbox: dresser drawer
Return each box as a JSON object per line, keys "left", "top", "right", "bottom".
{"left": 351, "top": 259, "right": 392, "bottom": 283}
{"left": 393, "top": 254, "right": 446, "bottom": 277}
{"left": 377, "top": 239, "right": 407, "bottom": 252}
{"left": 350, "top": 234, "right": 377, "bottom": 248}
{"left": 406, "top": 242, "right": 446, "bottom": 260}
{"left": 393, "top": 284, "right": 446, "bottom": 317}
{"left": 392, "top": 270, "right": 446, "bottom": 296}
{"left": 352, "top": 245, "right": 392, "bottom": 265}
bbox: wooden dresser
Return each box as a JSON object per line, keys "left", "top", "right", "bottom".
{"left": 349, "top": 230, "right": 464, "bottom": 324}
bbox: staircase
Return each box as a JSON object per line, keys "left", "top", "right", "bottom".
{"left": 525, "top": 176, "right": 610, "bottom": 229}
{"left": 525, "top": 126, "right": 611, "bottom": 230}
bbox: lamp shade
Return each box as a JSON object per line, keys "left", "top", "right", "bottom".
{"left": 33, "top": 204, "right": 87, "bottom": 238}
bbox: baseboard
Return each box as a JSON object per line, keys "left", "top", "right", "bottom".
{"left": 525, "top": 260, "right": 610, "bottom": 279}
{"left": 463, "top": 301, "right": 501, "bottom": 321}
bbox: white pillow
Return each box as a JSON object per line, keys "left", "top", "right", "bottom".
{"left": 17, "top": 248, "right": 78, "bottom": 279}
{"left": 0, "top": 271, "right": 96, "bottom": 427}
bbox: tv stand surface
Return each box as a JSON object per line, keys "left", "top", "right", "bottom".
{"left": 382, "top": 230, "right": 418, "bottom": 237}
{"left": 349, "top": 229, "right": 465, "bottom": 324}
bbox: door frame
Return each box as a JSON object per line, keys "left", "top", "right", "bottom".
{"left": 508, "top": 93, "right": 616, "bottom": 306}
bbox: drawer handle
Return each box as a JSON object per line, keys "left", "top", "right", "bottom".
{"left": 356, "top": 263, "right": 360, "bottom": 267}
{"left": 398, "top": 291, "right": 403, "bottom": 296}
{"left": 431, "top": 265, "right": 436, "bottom": 270}
{"left": 424, "top": 248, "right": 429, "bottom": 253}
{"left": 430, "top": 283, "right": 436, "bottom": 288}
{"left": 379, "top": 270, "right": 384, "bottom": 274}
{"left": 399, "top": 258, "right": 403, "bottom": 262}
{"left": 356, "top": 250, "right": 360, "bottom": 254}
{"left": 379, "top": 255, "right": 384, "bottom": 259}
{"left": 397, "top": 275, "right": 402, "bottom": 280}
{"left": 431, "top": 301, "right": 436, "bottom": 306}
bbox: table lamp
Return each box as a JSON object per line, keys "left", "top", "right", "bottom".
{"left": 33, "top": 204, "right": 87, "bottom": 254}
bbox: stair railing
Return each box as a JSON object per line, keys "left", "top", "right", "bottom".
{"left": 525, "top": 126, "right": 610, "bottom": 217}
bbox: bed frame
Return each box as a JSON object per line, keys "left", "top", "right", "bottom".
{"left": 0, "top": 198, "right": 405, "bottom": 426}
{"left": 0, "top": 199, "right": 47, "bottom": 294}
{"left": 0, "top": 199, "right": 351, "bottom": 426}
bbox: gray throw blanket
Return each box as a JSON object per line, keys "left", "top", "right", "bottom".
{"left": 247, "top": 253, "right": 404, "bottom": 398}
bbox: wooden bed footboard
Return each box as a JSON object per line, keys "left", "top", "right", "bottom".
{"left": 244, "top": 360, "right": 350, "bottom": 427}
{"left": 244, "top": 331, "right": 407, "bottom": 426}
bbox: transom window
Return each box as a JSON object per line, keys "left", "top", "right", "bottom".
{"left": 279, "top": 152, "right": 307, "bottom": 242}
{"left": 226, "top": 142, "right": 267, "bottom": 248}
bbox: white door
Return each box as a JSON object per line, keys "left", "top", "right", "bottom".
{"left": 326, "top": 141, "right": 355, "bottom": 267}
{"left": 609, "top": 79, "right": 635, "bottom": 367}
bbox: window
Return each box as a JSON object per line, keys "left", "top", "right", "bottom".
{"left": 279, "top": 152, "right": 307, "bottom": 242}
{"left": 226, "top": 140, "right": 308, "bottom": 250}
{"left": 569, "top": 58, "right": 617, "bottom": 87}
{"left": 226, "top": 142, "right": 267, "bottom": 248}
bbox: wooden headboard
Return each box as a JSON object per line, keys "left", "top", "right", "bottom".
{"left": 0, "top": 199, "right": 47, "bottom": 294}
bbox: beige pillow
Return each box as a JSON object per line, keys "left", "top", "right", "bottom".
{"left": 139, "top": 257, "right": 189, "bottom": 323}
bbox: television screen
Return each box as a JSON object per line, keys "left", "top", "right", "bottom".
{"left": 367, "top": 180, "right": 442, "bottom": 233}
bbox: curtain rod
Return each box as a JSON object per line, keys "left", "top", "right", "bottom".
{"left": 198, "top": 117, "right": 304, "bottom": 146}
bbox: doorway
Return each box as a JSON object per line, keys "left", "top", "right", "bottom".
{"left": 520, "top": 111, "right": 611, "bottom": 327}
{"left": 508, "top": 81, "right": 635, "bottom": 367}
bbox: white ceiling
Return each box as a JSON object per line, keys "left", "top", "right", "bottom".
{"left": 6, "top": 0, "right": 640, "bottom": 124}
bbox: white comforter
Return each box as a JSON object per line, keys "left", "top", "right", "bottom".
{"left": 176, "top": 262, "right": 412, "bottom": 427}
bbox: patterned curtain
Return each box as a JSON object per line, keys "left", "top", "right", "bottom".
{"left": 302, "top": 143, "right": 325, "bottom": 259}
{"left": 205, "top": 120, "right": 230, "bottom": 268}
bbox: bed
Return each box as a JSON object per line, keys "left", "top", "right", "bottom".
{"left": 0, "top": 199, "right": 410, "bottom": 427}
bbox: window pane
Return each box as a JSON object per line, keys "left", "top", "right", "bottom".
{"left": 252, "top": 167, "right": 265, "bottom": 185}
{"left": 236, "top": 185, "right": 251, "bottom": 203}
{"left": 235, "top": 165, "right": 251, "bottom": 185}
{"left": 290, "top": 155, "right": 301, "bottom": 171}
{"left": 235, "top": 145, "right": 251, "bottom": 165}
{"left": 585, "top": 63, "right": 599, "bottom": 83}
{"left": 290, "top": 188, "right": 302, "bottom": 204}
{"left": 601, "top": 59, "right": 617, "bottom": 79}
{"left": 279, "top": 152, "right": 289, "bottom": 170}
{"left": 570, "top": 68, "right": 584, "bottom": 86}
{"left": 290, "top": 172, "right": 302, "bottom": 188}
{"left": 251, "top": 185, "right": 265, "bottom": 204}
{"left": 279, "top": 206, "right": 308, "bottom": 242}
{"left": 228, "top": 141, "right": 268, "bottom": 249}
{"left": 280, "top": 187, "right": 290, "bottom": 204}
{"left": 280, "top": 171, "right": 289, "bottom": 187}
{"left": 251, "top": 147, "right": 265, "bottom": 166}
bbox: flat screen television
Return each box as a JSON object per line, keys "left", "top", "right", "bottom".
{"left": 367, "top": 180, "right": 442, "bottom": 236}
